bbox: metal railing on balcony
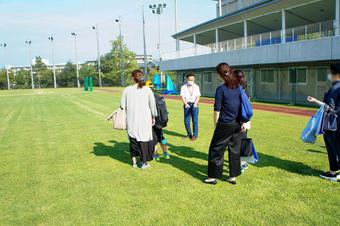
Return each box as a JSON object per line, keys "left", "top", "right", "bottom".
{"left": 162, "top": 20, "right": 336, "bottom": 61}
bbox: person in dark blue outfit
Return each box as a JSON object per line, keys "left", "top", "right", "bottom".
{"left": 204, "top": 63, "right": 246, "bottom": 185}
{"left": 307, "top": 63, "right": 340, "bottom": 181}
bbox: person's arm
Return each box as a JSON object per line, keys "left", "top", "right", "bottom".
{"left": 214, "top": 87, "right": 222, "bottom": 127}
{"left": 120, "top": 89, "right": 127, "bottom": 110}
{"left": 194, "top": 86, "right": 201, "bottom": 107}
{"left": 148, "top": 89, "right": 157, "bottom": 125}
{"left": 180, "top": 86, "right": 190, "bottom": 108}
{"left": 307, "top": 96, "right": 325, "bottom": 106}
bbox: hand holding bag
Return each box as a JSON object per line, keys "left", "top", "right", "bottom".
{"left": 107, "top": 108, "right": 127, "bottom": 130}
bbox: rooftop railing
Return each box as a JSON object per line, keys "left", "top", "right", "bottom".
{"left": 162, "top": 20, "right": 336, "bottom": 61}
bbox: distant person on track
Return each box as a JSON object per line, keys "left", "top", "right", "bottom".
{"left": 180, "top": 72, "right": 201, "bottom": 141}
{"left": 204, "top": 63, "right": 245, "bottom": 185}
{"left": 145, "top": 80, "right": 170, "bottom": 161}
{"left": 307, "top": 63, "right": 340, "bottom": 181}
{"left": 120, "top": 70, "right": 158, "bottom": 169}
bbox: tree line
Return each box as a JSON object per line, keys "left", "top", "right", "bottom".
{"left": 0, "top": 37, "right": 142, "bottom": 89}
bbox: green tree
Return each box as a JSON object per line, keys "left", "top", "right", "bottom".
{"left": 0, "top": 68, "right": 7, "bottom": 89}
{"left": 33, "top": 56, "right": 53, "bottom": 88}
{"left": 13, "top": 69, "right": 31, "bottom": 89}
{"left": 58, "top": 61, "right": 77, "bottom": 87}
{"left": 100, "top": 36, "right": 138, "bottom": 86}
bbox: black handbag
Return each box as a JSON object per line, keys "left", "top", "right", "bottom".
{"left": 322, "top": 105, "right": 338, "bottom": 133}
{"left": 241, "top": 138, "right": 253, "bottom": 157}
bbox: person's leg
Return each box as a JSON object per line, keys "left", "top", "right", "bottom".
{"left": 228, "top": 124, "right": 242, "bottom": 181}
{"left": 129, "top": 137, "right": 140, "bottom": 168}
{"left": 324, "top": 132, "right": 340, "bottom": 173}
{"left": 184, "top": 105, "right": 192, "bottom": 138}
{"left": 207, "top": 123, "right": 232, "bottom": 179}
{"left": 192, "top": 105, "right": 199, "bottom": 139}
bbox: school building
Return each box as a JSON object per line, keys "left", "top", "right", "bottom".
{"left": 160, "top": 0, "right": 340, "bottom": 105}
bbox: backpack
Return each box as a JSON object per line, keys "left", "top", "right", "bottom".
{"left": 154, "top": 94, "right": 169, "bottom": 129}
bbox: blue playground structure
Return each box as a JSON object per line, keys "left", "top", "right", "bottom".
{"left": 152, "top": 74, "right": 161, "bottom": 90}
{"left": 163, "top": 74, "right": 178, "bottom": 95}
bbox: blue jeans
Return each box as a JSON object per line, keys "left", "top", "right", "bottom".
{"left": 184, "top": 103, "right": 199, "bottom": 138}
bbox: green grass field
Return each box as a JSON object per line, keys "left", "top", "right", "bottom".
{"left": 0, "top": 88, "right": 339, "bottom": 226}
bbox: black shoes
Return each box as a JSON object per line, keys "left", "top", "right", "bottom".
{"left": 320, "top": 172, "right": 339, "bottom": 182}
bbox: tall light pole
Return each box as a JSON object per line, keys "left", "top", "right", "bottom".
{"left": 92, "top": 24, "right": 102, "bottom": 87}
{"left": 25, "top": 40, "right": 34, "bottom": 89}
{"left": 149, "top": 3, "right": 167, "bottom": 60}
{"left": 115, "top": 18, "right": 125, "bottom": 86}
{"left": 175, "top": 0, "right": 179, "bottom": 51}
{"left": 48, "top": 36, "right": 57, "bottom": 88}
{"left": 142, "top": 6, "right": 148, "bottom": 76}
{"left": 71, "top": 32, "right": 80, "bottom": 88}
{"left": 0, "top": 43, "right": 10, "bottom": 90}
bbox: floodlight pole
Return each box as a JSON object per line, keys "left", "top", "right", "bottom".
{"left": 1, "top": 43, "right": 10, "bottom": 90}
{"left": 175, "top": 0, "right": 179, "bottom": 51}
{"left": 149, "top": 3, "right": 167, "bottom": 61}
{"left": 115, "top": 18, "right": 125, "bottom": 86}
{"left": 92, "top": 24, "right": 102, "bottom": 87}
{"left": 71, "top": 32, "right": 80, "bottom": 88}
{"left": 142, "top": 6, "right": 148, "bottom": 76}
{"left": 26, "top": 41, "right": 34, "bottom": 89}
{"left": 48, "top": 36, "right": 57, "bottom": 88}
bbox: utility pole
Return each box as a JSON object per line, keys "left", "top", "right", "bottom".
{"left": 0, "top": 43, "right": 10, "bottom": 90}
{"left": 92, "top": 24, "right": 102, "bottom": 87}
{"left": 115, "top": 18, "right": 125, "bottom": 86}
{"left": 25, "top": 40, "right": 34, "bottom": 89}
{"left": 142, "top": 6, "right": 148, "bottom": 76}
{"left": 149, "top": 3, "right": 167, "bottom": 61}
{"left": 48, "top": 36, "right": 57, "bottom": 88}
{"left": 71, "top": 32, "right": 80, "bottom": 88}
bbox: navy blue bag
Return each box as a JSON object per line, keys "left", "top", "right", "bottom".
{"left": 322, "top": 105, "right": 338, "bottom": 132}
{"left": 240, "top": 87, "right": 253, "bottom": 122}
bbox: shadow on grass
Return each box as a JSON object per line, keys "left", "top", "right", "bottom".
{"left": 91, "top": 140, "right": 131, "bottom": 166}
{"left": 306, "top": 149, "right": 327, "bottom": 155}
{"left": 254, "top": 152, "right": 324, "bottom": 176}
{"left": 163, "top": 129, "right": 187, "bottom": 138}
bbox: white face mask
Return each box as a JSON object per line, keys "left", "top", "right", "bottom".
{"left": 187, "top": 81, "right": 194, "bottom": 86}
{"left": 327, "top": 73, "right": 333, "bottom": 82}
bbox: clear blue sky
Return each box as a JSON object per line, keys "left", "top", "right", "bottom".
{"left": 0, "top": 0, "right": 217, "bottom": 67}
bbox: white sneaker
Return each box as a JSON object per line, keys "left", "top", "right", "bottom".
{"left": 132, "top": 164, "right": 138, "bottom": 168}
{"left": 141, "top": 163, "right": 150, "bottom": 169}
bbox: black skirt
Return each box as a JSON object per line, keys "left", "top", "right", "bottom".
{"left": 129, "top": 136, "right": 155, "bottom": 163}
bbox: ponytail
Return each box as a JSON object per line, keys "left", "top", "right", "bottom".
{"left": 131, "top": 69, "right": 146, "bottom": 89}
{"left": 216, "top": 63, "right": 238, "bottom": 89}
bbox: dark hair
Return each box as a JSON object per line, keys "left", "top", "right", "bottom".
{"left": 216, "top": 63, "right": 238, "bottom": 88}
{"left": 131, "top": 69, "right": 146, "bottom": 89}
{"left": 234, "top": 70, "right": 247, "bottom": 89}
{"left": 186, "top": 72, "right": 195, "bottom": 78}
{"left": 330, "top": 63, "right": 340, "bottom": 76}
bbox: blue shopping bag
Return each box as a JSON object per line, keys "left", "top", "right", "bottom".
{"left": 301, "top": 106, "right": 325, "bottom": 144}
{"left": 240, "top": 87, "right": 253, "bottom": 122}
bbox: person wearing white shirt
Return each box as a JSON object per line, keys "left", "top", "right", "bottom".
{"left": 180, "top": 72, "right": 201, "bottom": 141}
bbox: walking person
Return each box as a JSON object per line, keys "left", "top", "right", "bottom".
{"left": 204, "top": 63, "right": 246, "bottom": 185}
{"left": 307, "top": 63, "right": 340, "bottom": 181}
{"left": 120, "top": 70, "right": 158, "bottom": 169}
{"left": 180, "top": 72, "right": 201, "bottom": 141}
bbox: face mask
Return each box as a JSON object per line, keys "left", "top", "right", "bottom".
{"left": 187, "top": 81, "right": 194, "bottom": 86}
{"left": 327, "top": 73, "right": 333, "bottom": 82}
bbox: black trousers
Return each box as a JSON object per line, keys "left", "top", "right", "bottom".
{"left": 324, "top": 130, "right": 340, "bottom": 171}
{"left": 208, "top": 121, "right": 242, "bottom": 178}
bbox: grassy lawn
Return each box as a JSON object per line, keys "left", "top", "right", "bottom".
{"left": 0, "top": 88, "right": 339, "bottom": 226}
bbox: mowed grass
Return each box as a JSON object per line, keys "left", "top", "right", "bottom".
{"left": 0, "top": 88, "right": 339, "bottom": 226}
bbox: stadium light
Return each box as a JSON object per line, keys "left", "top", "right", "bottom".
{"left": 25, "top": 40, "right": 34, "bottom": 89}
{"left": 71, "top": 32, "right": 80, "bottom": 88}
{"left": 0, "top": 43, "right": 10, "bottom": 90}
{"left": 92, "top": 25, "right": 102, "bottom": 87}
{"left": 115, "top": 18, "right": 125, "bottom": 86}
{"left": 48, "top": 36, "right": 57, "bottom": 88}
{"left": 149, "top": 3, "right": 167, "bottom": 60}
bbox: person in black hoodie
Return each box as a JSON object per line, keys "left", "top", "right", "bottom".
{"left": 307, "top": 63, "right": 340, "bottom": 181}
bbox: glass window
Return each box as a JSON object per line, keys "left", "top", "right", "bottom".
{"left": 289, "top": 68, "right": 307, "bottom": 84}
{"left": 261, "top": 69, "right": 275, "bottom": 84}
{"left": 317, "top": 68, "right": 328, "bottom": 82}
{"left": 204, "top": 72, "right": 212, "bottom": 83}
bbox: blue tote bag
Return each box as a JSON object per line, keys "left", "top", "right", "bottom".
{"left": 240, "top": 87, "right": 253, "bottom": 122}
{"left": 301, "top": 106, "right": 325, "bottom": 144}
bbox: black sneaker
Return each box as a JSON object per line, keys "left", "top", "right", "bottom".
{"left": 320, "top": 172, "right": 339, "bottom": 181}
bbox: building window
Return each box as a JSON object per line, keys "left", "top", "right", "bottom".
{"left": 289, "top": 68, "right": 307, "bottom": 85}
{"left": 204, "top": 72, "right": 212, "bottom": 83}
{"left": 260, "top": 69, "right": 275, "bottom": 84}
{"left": 317, "top": 68, "right": 328, "bottom": 82}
